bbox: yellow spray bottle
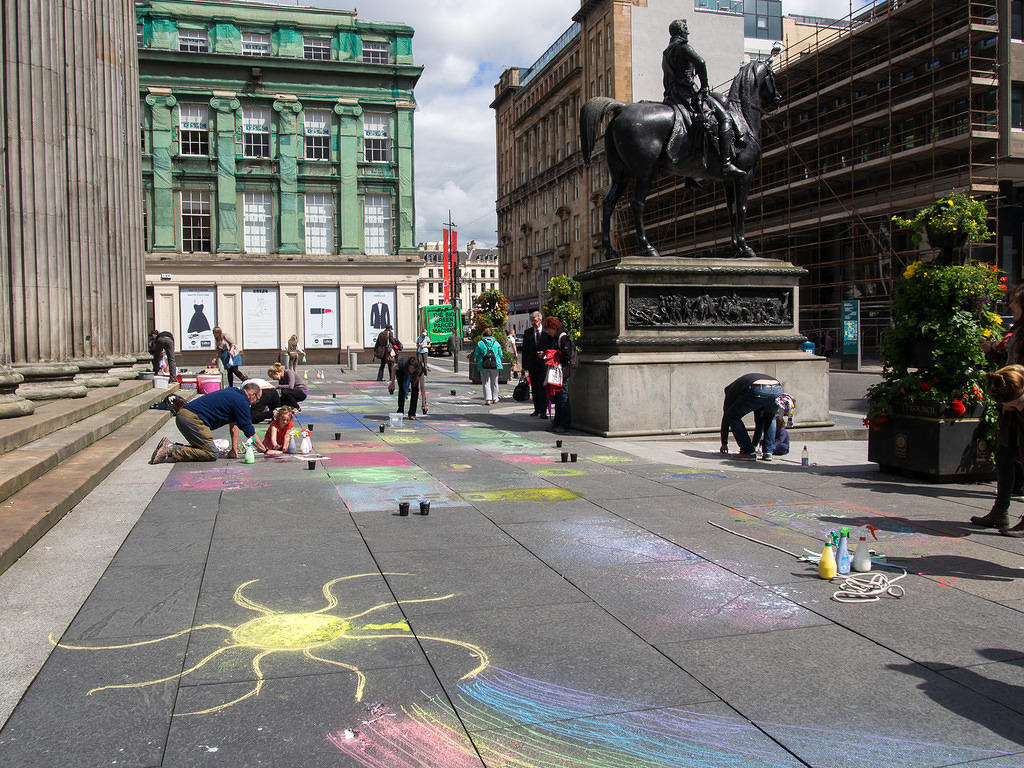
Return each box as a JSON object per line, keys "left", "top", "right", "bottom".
{"left": 818, "top": 536, "right": 837, "bottom": 580}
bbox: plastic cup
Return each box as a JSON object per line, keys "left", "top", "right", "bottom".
{"left": 379, "top": 424, "right": 385, "bottom": 433}
{"left": 307, "top": 424, "right": 313, "bottom": 431}
{"left": 561, "top": 452, "right": 568, "bottom": 463}
{"left": 399, "top": 502, "right": 410, "bottom": 516}
{"left": 334, "top": 432, "right": 341, "bottom": 440}
{"left": 419, "top": 501, "right": 430, "bottom": 515}
{"left": 307, "top": 460, "right": 316, "bottom": 470}
{"left": 570, "top": 453, "right": 578, "bottom": 462}
{"left": 450, "top": 389, "right": 456, "bottom": 395}
{"left": 556, "top": 440, "right": 562, "bottom": 448}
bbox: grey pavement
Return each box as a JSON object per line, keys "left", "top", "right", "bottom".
{"left": 1, "top": 359, "right": 1023, "bottom": 768}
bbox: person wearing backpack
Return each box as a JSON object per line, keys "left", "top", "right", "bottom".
{"left": 474, "top": 327, "right": 503, "bottom": 404}
{"left": 542, "top": 316, "right": 576, "bottom": 433}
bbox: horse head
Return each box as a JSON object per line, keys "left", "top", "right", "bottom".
{"left": 729, "top": 60, "right": 783, "bottom": 121}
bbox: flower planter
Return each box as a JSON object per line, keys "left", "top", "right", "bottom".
{"left": 867, "top": 402, "right": 994, "bottom": 482}
{"left": 467, "top": 359, "right": 510, "bottom": 385}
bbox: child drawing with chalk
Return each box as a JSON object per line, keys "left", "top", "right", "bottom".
{"left": 263, "top": 406, "right": 295, "bottom": 455}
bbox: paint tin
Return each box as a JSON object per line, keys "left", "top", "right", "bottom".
{"left": 307, "top": 460, "right": 316, "bottom": 470}
{"left": 570, "top": 453, "right": 578, "bottom": 462}
{"left": 334, "top": 432, "right": 341, "bottom": 440}
{"left": 307, "top": 424, "right": 313, "bottom": 431}
{"left": 399, "top": 501, "right": 410, "bottom": 516}
{"left": 450, "top": 389, "right": 456, "bottom": 395}
{"left": 556, "top": 440, "right": 562, "bottom": 448}
{"left": 419, "top": 500, "right": 430, "bottom": 515}
{"left": 379, "top": 424, "right": 385, "bottom": 433}
{"left": 332, "top": 393, "right": 336, "bottom": 398}
{"left": 560, "top": 452, "right": 569, "bottom": 463}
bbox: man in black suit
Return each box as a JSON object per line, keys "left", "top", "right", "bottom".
{"left": 520, "top": 311, "right": 549, "bottom": 417}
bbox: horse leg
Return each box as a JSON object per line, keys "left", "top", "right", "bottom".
{"left": 725, "top": 179, "right": 755, "bottom": 258}
{"left": 630, "top": 174, "right": 660, "bottom": 258}
{"left": 601, "top": 180, "right": 623, "bottom": 259}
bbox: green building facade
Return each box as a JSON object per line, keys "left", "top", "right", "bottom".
{"left": 138, "top": 0, "right": 422, "bottom": 360}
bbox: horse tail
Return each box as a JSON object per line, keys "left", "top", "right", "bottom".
{"left": 580, "top": 97, "right": 625, "bottom": 166}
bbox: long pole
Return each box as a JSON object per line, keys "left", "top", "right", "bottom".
{"left": 443, "top": 211, "right": 460, "bottom": 371}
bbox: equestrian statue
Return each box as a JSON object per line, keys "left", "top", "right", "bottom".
{"left": 581, "top": 20, "right": 783, "bottom": 259}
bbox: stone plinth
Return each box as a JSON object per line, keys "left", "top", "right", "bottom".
{"left": 572, "top": 256, "right": 829, "bottom": 437}
{"left": 14, "top": 363, "right": 87, "bottom": 401}
{"left": 0, "top": 368, "right": 35, "bottom": 418}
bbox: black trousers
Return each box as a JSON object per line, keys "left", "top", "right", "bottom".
{"left": 279, "top": 387, "right": 307, "bottom": 409}
{"left": 528, "top": 365, "right": 548, "bottom": 414}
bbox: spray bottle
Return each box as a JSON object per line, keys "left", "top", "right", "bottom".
{"left": 852, "top": 535, "right": 872, "bottom": 572}
{"left": 243, "top": 437, "right": 255, "bottom": 464}
{"left": 287, "top": 428, "right": 298, "bottom": 454}
{"left": 300, "top": 428, "right": 313, "bottom": 454}
{"left": 801, "top": 445, "right": 809, "bottom": 467}
{"left": 818, "top": 536, "right": 838, "bottom": 580}
{"left": 836, "top": 526, "right": 851, "bottom": 575}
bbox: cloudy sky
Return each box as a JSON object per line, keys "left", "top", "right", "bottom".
{"left": 266, "top": 0, "right": 870, "bottom": 247}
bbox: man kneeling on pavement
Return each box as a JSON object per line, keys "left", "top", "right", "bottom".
{"left": 150, "top": 381, "right": 268, "bottom": 463}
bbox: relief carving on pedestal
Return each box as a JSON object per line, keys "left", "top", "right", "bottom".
{"left": 626, "top": 286, "right": 792, "bottom": 328}
{"left": 582, "top": 289, "right": 614, "bottom": 328}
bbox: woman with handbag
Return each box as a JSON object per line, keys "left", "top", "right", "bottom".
{"left": 473, "top": 327, "right": 502, "bottom": 405}
{"left": 212, "top": 326, "right": 247, "bottom": 387}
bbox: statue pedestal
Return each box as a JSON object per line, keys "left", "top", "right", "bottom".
{"left": 572, "top": 256, "right": 829, "bottom": 437}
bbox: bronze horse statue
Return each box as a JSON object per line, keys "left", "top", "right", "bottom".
{"left": 580, "top": 58, "right": 782, "bottom": 259}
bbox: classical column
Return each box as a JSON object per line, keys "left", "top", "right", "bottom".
{"left": 210, "top": 95, "right": 241, "bottom": 252}
{"left": 274, "top": 98, "right": 303, "bottom": 253}
{"left": 394, "top": 101, "right": 417, "bottom": 256}
{"left": 146, "top": 91, "right": 178, "bottom": 252}
{"left": 334, "top": 101, "right": 362, "bottom": 255}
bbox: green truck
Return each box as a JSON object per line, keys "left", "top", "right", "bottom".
{"left": 418, "top": 304, "right": 463, "bottom": 356}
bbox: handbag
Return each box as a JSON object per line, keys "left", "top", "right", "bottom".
{"left": 230, "top": 352, "right": 243, "bottom": 367}
{"left": 544, "top": 365, "right": 563, "bottom": 389}
{"left": 512, "top": 378, "right": 530, "bottom": 402}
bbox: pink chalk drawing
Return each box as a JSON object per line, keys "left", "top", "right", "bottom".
{"left": 163, "top": 466, "right": 272, "bottom": 491}
{"left": 498, "top": 454, "right": 557, "bottom": 464}
{"left": 326, "top": 451, "right": 413, "bottom": 468}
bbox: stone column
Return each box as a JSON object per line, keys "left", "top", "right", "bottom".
{"left": 394, "top": 102, "right": 417, "bottom": 256}
{"left": 274, "top": 98, "right": 303, "bottom": 253}
{"left": 335, "top": 101, "right": 362, "bottom": 255}
{"left": 146, "top": 91, "right": 178, "bottom": 252}
{"left": 210, "top": 95, "right": 241, "bottom": 252}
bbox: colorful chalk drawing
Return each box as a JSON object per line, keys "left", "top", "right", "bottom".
{"left": 459, "top": 489, "right": 578, "bottom": 503}
{"left": 329, "top": 666, "right": 1023, "bottom": 768}
{"left": 162, "top": 466, "right": 272, "bottom": 491}
{"left": 51, "top": 575, "right": 488, "bottom": 717}
{"left": 326, "top": 451, "right": 413, "bottom": 468}
{"left": 535, "top": 467, "right": 584, "bottom": 477}
{"left": 337, "top": 480, "right": 470, "bottom": 513}
{"left": 382, "top": 435, "right": 438, "bottom": 445}
{"left": 329, "top": 466, "right": 434, "bottom": 486}
{"left": 498, "top": 454, "right": 557, "bottom": 464}
{"left": 667, "top": 469, "right": 730, "bottom": 479}
{"left": 588, "top": 455, "right": 633, "bottom": 463}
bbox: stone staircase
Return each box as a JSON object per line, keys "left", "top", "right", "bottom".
{"left": 0, "top": 380, "right": 181, "bottom": 575}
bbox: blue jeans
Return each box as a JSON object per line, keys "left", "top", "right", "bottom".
{"left": 725, "top": 383, "right": 782, "bottom": 454}
{"left": 552, "top": 381, "right": 571, "bottom": 428}
{"left": 397, "top": 375, "right": 419, "bottom": 416}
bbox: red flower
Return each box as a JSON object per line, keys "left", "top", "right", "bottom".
{"left": 920, "top": 381, "right": 931, "bottom": 391}
{"left": 951, "top": 399, "right": 966, "bottom": 415}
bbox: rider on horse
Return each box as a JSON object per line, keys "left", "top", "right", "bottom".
{"left": 661, "top": 19, "right": 745, "bottom": 177}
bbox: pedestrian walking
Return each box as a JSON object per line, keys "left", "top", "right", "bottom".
{"left": 417, "top": 329, "right": 431, "bottom": 374}
{"left": 389, "top": 355, "right": 427, "bottom": 419}
{"left": 522, "top": 311, "right": 549, "bottom": 417}
{"left": 212, "top": 327, "right": 247, "bottom": 387}
{"left": 721, "top": 373, "right": 783, "bottom": 460}
{"left": 149, "top": 381, "right": 267, "bottom": 463}
{"left": 286, "top": 334, "right": 305, "bottom": 371}
{"left": 474, "top": 327, "right": 503, "bottom": 404}
{"left": 505, "top": 330, "right": 520, "bottom": 379}
{"left": 981, "top": 364, "right": 1024, "bottom": 536}
{"left": 374, "top": 325, "right": 401, "bottom": 382}
{"left": 148, "top": 329, "right": 176, "bottom": 380}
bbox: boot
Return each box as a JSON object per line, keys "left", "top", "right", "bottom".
{"left": 971, "top": 506, "right": 1010, "bottom": 528}
{"left": 1000, "top": 516, "right": 1024, "bottom": 537}
{"left": 719, "top": 134, "right": 743, "bottom": 176}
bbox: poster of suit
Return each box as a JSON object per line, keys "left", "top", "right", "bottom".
{"left": 242, "top": 287, "right": 279, "bottom": 349}
{"left": 179, "top": 287, "right": 216, "bottom": 351}
{"left": 303, "top": 288, "right": 338, "bottom": 348}
{"left": 363, "top": 288, "right": 396, "bottom": 348}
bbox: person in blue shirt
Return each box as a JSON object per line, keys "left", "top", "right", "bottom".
{"left": 149, "top": 381, "right": 267, "bottom": 463}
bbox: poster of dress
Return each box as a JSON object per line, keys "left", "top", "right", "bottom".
{"left": 303, "top": 288, "right": 338, "bottom": 348}
{"left": 242, "top": 287, "right": 279, "bottom": 349}
{"left": 179, "top": 287, "right": 216, "bottom": 351}
{"left": 363, "top": 288, "right": 395, "bottom": 348}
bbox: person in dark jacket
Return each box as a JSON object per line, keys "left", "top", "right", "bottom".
{"left": 149, "top": 381, "right": 267, "bottom": 463}
{"left": 521, "top": 311, "right": 549, "bottom": 417}
{"left": 389, "top": 355, "right": 427, "bottom": 420}
{"left": 148, "top": 330, "right": 176, "bottom": 379}
{"left": 721, "top": 373, "right": 783, "bottom": 460}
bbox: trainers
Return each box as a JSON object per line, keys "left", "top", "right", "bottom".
{"left": 731, "top": 452, "right": 757, "bottom": 461}
{"left": 149, "top": 437, "right": 173, "bottom": 464}
{"left": 761, "top": 452, "right": 772, "bottom": 462}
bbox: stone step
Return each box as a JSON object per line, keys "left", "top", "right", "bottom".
{"left": 0, "top": 380, "right": 166, "bottom": 456}
{"left": 0, "top": 383, "right": 180, "bottom": 502}
{"left": 0, "top": 406, "right": 172, "bottom": 576}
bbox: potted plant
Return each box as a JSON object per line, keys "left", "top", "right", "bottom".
{"left": 866, "top": 253, "right": 1005, "bottom": 480}
{"left": 467, "top": 289, "right": 513, "bottom": 385}
{"left": 890, "top": 192, "right": 992, "bottom": 265}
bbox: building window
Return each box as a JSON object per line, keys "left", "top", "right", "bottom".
{"left": 363, "top": 194, "right": 392, "bottom": 255}
{"left": 1014, "top": 1, "right": 1024, "bottom": 40}
{"left": 304, "top": 109, "right": 330, "bottom": 160}
{"left": 363, "top": 113, "right": 390, "bottom": 162}
{"left": 574, "top": 214, "right": 580, "bottom": 241}
{"left": 243, "top": 107, "right": 271, "bottom": 158}
{"left": 243, "top": 191, "right": 272, "bottom": 253}
{"left": 180, "top": 190, "right": 211, "bottom": 252}
{"left": 304, "top": 36, "right": 331, "bottom": 60}
{"left": 178, "top": 28, "right": 208, "bottom": 53}
{"left": 178, "top": 104, "right": 209, "bottom": 156}
{"left": 1013, "top": 84, "right": 1024, "bottom": 130}
{"left": 427, "top": 268, "right": 433, "bottom": 278}
{"left": 242, "top": 32, "right": 270, "bottom": 56}
{"left": 137, "top": 23, "right": 144, "bottom": 48}
{"left": 304, "top": 192, "right": 333, "bottom": 254}
{"left": 362, "top": 40, "right": 389, "bottom": 64}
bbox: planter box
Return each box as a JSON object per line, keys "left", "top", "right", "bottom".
{"left": 867, "top": 402, "right": 994, "bottom": 482}
{"left": 467, "top": 359, "right": 510, "bottom": 385}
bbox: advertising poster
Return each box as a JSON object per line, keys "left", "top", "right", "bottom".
{"left": 180, "top": 287, "right": 216, "bottom": 351}
{"left": 242, "top": 287, "right": 279, "bottom": 349}
{"left": 303, "top": 288, "right": 339, "bottom": 348}
{"left": 363, "top": 287, "right": 396, "bottom": 348}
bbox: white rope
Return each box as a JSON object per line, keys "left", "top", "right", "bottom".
{"left": 831, "top": 567, "right": 907, "bottom": 603}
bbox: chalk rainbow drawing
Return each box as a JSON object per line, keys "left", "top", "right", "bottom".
{"left": 459, "top": 489, "right": 578, "bottom": 503}
{"left": 329, "top": 466, "right": 434, "bottom": 486}
{"left": 337, "top": 480, "right": 470, "bottom": 513}
{"left": 535, "top": 467, "right": 584, "bottom": 477}
{"left": 329, "top": 666, "right": 1023, "bottom": 768}
{"left": 51, "top": 575, "right": 488, "bottom": 717}
{"left": 162, "top": 466, "right": 272, "bottom": 491}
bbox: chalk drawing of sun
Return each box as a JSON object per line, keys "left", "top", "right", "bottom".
{"left": 51, "top": 574, "right": 489, "bottom": 717}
